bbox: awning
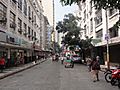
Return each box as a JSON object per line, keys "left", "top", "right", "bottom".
{"left": 0, "top": 42, "right": 31, "bottom": 50}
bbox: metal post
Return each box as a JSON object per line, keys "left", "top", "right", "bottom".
{"left": 105, "top": 10, "right": 110, "bottom": 69}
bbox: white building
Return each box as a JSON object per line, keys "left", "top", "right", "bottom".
{"left": 0, "top": 0, "right": 50, "bottom": 65}
{"left": 78, "top": 0, "right": 120, "bottom": 65}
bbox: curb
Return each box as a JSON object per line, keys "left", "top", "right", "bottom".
{"left": 0, "top": 59, "right": 46, "bottom": 80}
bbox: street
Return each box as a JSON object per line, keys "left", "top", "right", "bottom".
{"left": 0, "top": 59, "right": 119, "bottom": 90}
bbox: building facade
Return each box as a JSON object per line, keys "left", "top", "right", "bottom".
{"left": 78, "top": 0, "right": 120, "bottom": 65}
{"left": 0, "top": 0, "right": 50, "bottom": 66}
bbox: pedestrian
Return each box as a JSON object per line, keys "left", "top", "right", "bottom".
{"left": 60, "top": 55, "right": 64, "bottom": 64}
{"left": 86, "top": 56, "right": 92, "bottom": 72}
{"left": 0, "top": 56, "right": 6, "bottom": 72}
{"left": 91, "top": 57, "right": 101, "bottom": 82}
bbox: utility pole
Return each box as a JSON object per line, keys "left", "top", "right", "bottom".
{"left": 52, "top": 0, "right": 55, "bottom": 53}
{"left": 105, "top": 9, "right": 110, "bottom": 69}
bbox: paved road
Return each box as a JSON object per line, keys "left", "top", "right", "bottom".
{"left": 0, "top": 59, "right": 119, "bottom": 90}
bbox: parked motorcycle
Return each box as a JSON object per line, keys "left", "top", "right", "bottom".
{"left": 104, "top": 69, "right": 112, "bottom": 83}
{"left": 110, "top": 69, "right": 120, "bottom": 86}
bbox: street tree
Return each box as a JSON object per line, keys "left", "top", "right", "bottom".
{"left": 60, "top": 0, "right": 120, "bottom": 28}
{"left": 56, "top": 13, "right": 93, "bottom": 59}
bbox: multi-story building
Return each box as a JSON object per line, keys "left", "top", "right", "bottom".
{"left": 42, "top": 0, "right": 55, "bottom": 52}
{"left": 78, "top": 0, "right": 120, "bottom": 65}
{"left": 0, "top": 0, "right": 50, "bottom": 66}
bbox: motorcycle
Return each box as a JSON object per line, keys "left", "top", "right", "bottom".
{"left": 104, "top": 69, "right": 112, "bottom": 83}
{"left": 110, "top": 69, "right": 120, "bottom": 86}
{"left": 104, "top": 66, "right": 119, "bottom": 83}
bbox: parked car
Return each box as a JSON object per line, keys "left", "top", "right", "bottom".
{"left": 72, "top": 55, "right": 81, "bottom": 63}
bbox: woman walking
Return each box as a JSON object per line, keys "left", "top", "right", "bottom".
{"left": 91, "top": 57, "right": 101, "bottom": 82}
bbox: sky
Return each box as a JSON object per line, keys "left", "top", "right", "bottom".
{"left": 55, "top": 0, "right": 78, "bottom": 23}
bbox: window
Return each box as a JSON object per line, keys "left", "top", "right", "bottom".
{"left": 23, "top": 23, "right": 27, "bottom": 36}
{"left": 28, "top": 6, "right": 31, "bottom": 20}
{"left": 28, "top": 27, "right": 31, "bottom": 39}
{"left": 11, "top": 0, "right": 17, "bottom": 4}
{"left": 23, "top": 0, "right": 27, "bottom": 16}
{"left": 90, "top": 18, "right": 93, "bottom": 32}
{"left": 34, "top": 15, "right": 36, "bottom": 23}
{"left": 32, "top": 11, "right": 34, "bottom": 23}
{"left": 84, "top": 10, "right": 86, "bottom": 22}
{"left": 84, "top": 25, "right": 86, "bottom": 36}
{"left": 90, "top": 1, "right": 92, "bottom": 12}
{"left": 10, "top": 11, "right": 16, "bottom": 30}
{"left": 32, "top": 30, "right": 33, "bottom": 41}
{"left": 109, "top": 27, "right": 118, "bottom": 38}
{"left": 18, "top": 0, "right": 22, "bottom": 10}
{"left": 109, "top": 8, "right": 117, "bottom": 16}
{"left": 95, "top": 9, "right": 102, "bottom": 25}
{"left": 34, "top": 32, "right": 37, "bottom": 40}
{"left": 96, "top": 29, "right": 103, "bottom": 39}
{"left": 0, "top": 3, "right": 7, "bottom": 25}
{"left": 18, "top": 18, "right": 22, "bottom": 34}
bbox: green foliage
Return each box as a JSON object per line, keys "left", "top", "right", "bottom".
{"left": 92, "top": 0, "right": 120, "bottom": 10}
{"left": 56, "top": 13, "right": 93, "bottom": 51}
{"left": 53, "top": 41, "right": 62, "bottom": 53}
{"left": 60, "top": 0, "right": 86, "bottom": 6}
{"left": 56, "top": 13, "right": 81, "bottom": 46}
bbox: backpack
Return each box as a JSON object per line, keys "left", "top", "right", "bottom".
{"left": 92, "top": 61, "right": 100, "bottom": 70}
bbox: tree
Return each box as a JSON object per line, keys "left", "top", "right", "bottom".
{"left": 60, "top": 0, "right": 85, "bottom": 6}
{"left": 60, "top": 0, "right": 120, "bottom": 10}
{"left": 56, "top": 13, "right": 93, "bottom": 60}
{"left": 92, "top": 0, "right": 120, "bottom": 10}
{"left": 60, "top": 0, "right": 120, "bottom": 29}
{"left": 56, "top": 13, "right": 81, "bottom": 46}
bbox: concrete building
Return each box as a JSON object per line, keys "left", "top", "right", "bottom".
{"left": 78, "top": 0, "right": 120, "bottom": 65}
{"left": 0, "top": 0, "right": 50, "bottom": 66}
{"left": 42, "top": 0, "right": 55, "bottom": 52}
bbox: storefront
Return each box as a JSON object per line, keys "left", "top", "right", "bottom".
{"left": 95, "top": 37, "right": 120, "bottom": 65}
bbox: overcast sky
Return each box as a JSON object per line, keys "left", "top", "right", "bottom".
{"left": 55, "top": 0, "right": 78, "bottom": 23}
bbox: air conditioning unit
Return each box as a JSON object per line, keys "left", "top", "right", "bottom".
{"left": 0, "top": 17, "right": 7, "bottom": 22}
{"left": 18, "top": 29, "right": 22, "bottom": 32}
{"left": 10, "top": 23, "right": 16, "bottom": 28}
{"left": 23, "top": 31, "right": 27, "bottom": 35}
{"left": 33, "top": 2, "right": 35, "bottom": 5}
{"left": 12, "top": 0, "right": 17, "bottom": 3}
{"left": 32, "top": 20, "right": 34, "bottom": 22}
{"left": 28, "top": 34, "right": 31, "bottom": 37}
{"left": 29, "top": 17, "right": 32, "bottom": 20}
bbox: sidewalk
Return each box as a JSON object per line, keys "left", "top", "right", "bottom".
{"left": 0, "top": 59, "right": 46, "bottom": 80}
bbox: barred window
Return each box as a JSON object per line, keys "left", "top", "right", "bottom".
{"left": 0, "top": 2, "right": 7, "bottom": 25}
{"left": 23, "top": 0, "right": 27, "bottom": 15}
{"left": 109, "top": 8, "right": 117, "bottom": 16}
{"left": 18, "top": 0, "right": 22, "bottom": 10}
{"left": 10, "top": 11, "right": 16, "bottom": 30}
{"left": 96, "top": 29, "right": 103, "bottom": 39}
{"left": 18, "top": 18, "right": 22, "bottom": 34}
{"left": 95, "top": 9, "right": 102, "bottom": 25}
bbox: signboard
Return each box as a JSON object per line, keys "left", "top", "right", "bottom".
{"left": 105, "top": 34, "right": 110, "bottom": 40}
